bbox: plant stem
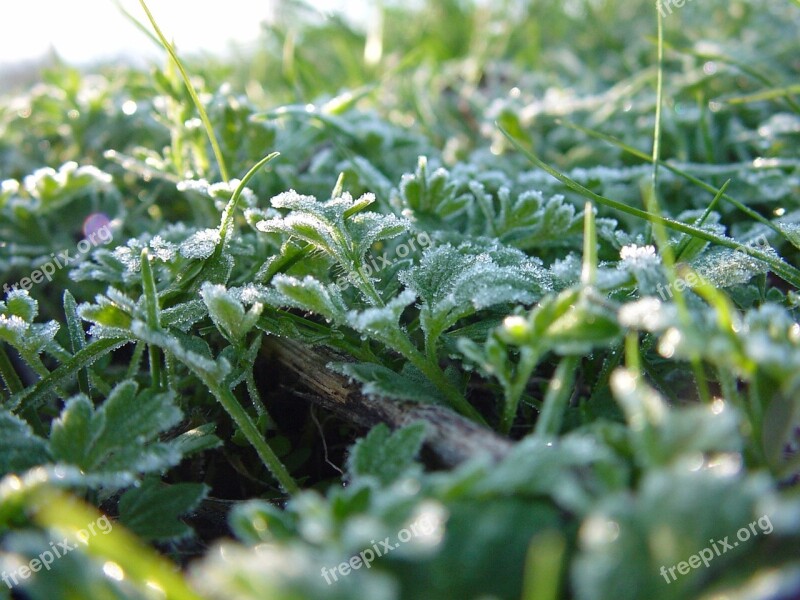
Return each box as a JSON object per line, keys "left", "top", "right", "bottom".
{"left": 141, "top": 249, "right": 162, "bottom": 389}
{"left": 534, "top": 355, "right": 579, "bottom": 438}
{"left": 200, "top": 374, "right": 299, "bottom": 495}
{"left": 393, "top": 333, "right": 487, "bottom": 425}
{"left": 502, "top": 347, "right": 540, "bottom": 434}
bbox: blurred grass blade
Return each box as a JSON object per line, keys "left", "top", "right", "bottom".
{"left": 32, "top": 489, "right": 205, "bottom": 600}
{"left": 556, "top": 119, "right": 785, "bottom": 238}
{"left": 137, "top": 0, "right": 230, "bottom": 182}
{"left": 522, "top": 530, "right": 567, "bottom": 600}
{"left": 498, "top": 124, "right": 800, "bottom": 289}
{"left": 723, "top": 84, "right": 800, "bottom": 105}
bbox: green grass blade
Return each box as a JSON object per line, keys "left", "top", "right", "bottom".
{"left": 674, "top": 179, "right": 730, "bottom": 261}
{"left": 722, "top": 85, "right": 800, "bottom": 105}
{"left": 534, "top": 355, "right": 579, "bottom": 438}
{"left": 141, "top": 249, "right": 163, "bottom": 389}
{"left": 555, "top": 119, "right": 785, "bottom": 238}
{"left": 10, "top": 338, "right": 132, "bottom": 412}
{"left": 218, "top": 152, "right": 280, "bottom": 247}
{"left": 32, "top": 489, "right": 205, "bottom": 600}
{"left": 137, "top": 0, "right": 230, "bottom": 182}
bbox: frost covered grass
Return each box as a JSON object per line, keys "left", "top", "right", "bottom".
{"left": 1, "top": 1, "right": 800, "bottom": 599}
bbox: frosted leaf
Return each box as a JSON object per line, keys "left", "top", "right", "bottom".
{"left": 347, "top": 211, "right": 407, "bottom": 251}
{"left": 690, "top": 245, "right": 776, "bottom": 287}
{"left": 391, "top": 157, "right": 465, "bottom": 219}
{"left": 777, "top": 222, "right": 800, "bottom": 251}
{"left": 49, "top": 381, "right": 184, "bottom": 483}
{"left": 256, "top": 188, "right": 410, "bottom": 299}
{"left": 107, "top": 287, "right": 139, "bottom": 313}
{"left": 333, "top": 362, "right": 444, "bottom": 403}
{"left": 346, "top": 290, "right": 417, "bottom": 343}
{"left": 23, "top": 161, "right": 112, "bottom": 204}
{"left": 34, "top": 321, "right": 60, "bottom": 346}
{"left": 180, "top": 228, "right": 220, "bottom": 260}
{"left": 0, "top": 314, "right": 28, "bottom": 338}
{"left": 87, "top": 324, "right": 132, "bottom": 339}
{"left": 595, "top": 266, "right": 634, "bottom": 290}
{"left": 200, "top": 282, "right": 262, "bottom": 342}
{"left": 243, "top": 206, "right": 278, "bottom": 228}
{"left": 161, "top": 300, "right": 208, "bottom": 331}
{"left": 2, "top": 289, "right": 38, "bottom": 321}
{"left": 177, "top": 178, "right": 211, "bottom": 194}
{"left": 235, "top": 284, "right": 271, "bottom": 305}
{"left": 399, "top": 242, "right": 552, "bottom": 344}
{"left": 0, "top": 409, "right": 51, "bottom": 476}
{"left": 209, "top": 180, "right": 255, "bottom": 205}
{"left": 268, "top": 189, "right": 318, "bottom": 210}
{"left": 264, "top": 275, "right": 349, "bottom": 325}
{"left": 617, "top": 244, "right": 667, "bottom": 295}
{"left": 552, "top": 254, "right": 582, "bottom": 284}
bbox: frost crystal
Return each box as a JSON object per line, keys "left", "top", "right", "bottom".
{"left": 619, "top": 244, "right": 660, "bottom": 267}
{"left": 148, "top": 236, "right": 177, "bottom": 262}
{"left": 1, "top": 179, "right": 19, "bottom": 196}
{"left": 113, "top": 239, "right": 146, "bottom": 272}
{"left": 618, "top": 298, "right": 676, "bottom": 331}
{"left": 179, "top": 228, "right": 220, "bottom": 260}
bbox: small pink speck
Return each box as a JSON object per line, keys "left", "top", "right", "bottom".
{"left": 83, "top": 213, "right": 111, "bottom": 239}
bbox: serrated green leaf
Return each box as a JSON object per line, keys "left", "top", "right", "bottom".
{"left": 3, "top": 289, "right": 37, "bottom": 322}
{"left": 49, "top": 380, "right": 183, "bottom": 481}
{"left": 346, "top": 422, "right": 427, "bottom": 484}
{"left": 333, "top": 362, "right": 445, "bottom": 403}
{"left": 268, "top": 275, "right": 349, "bottom": 324}
{"left": 119, "top": 478, "right": 208, "bottom": 541}
{"left": 400, "top": 241, "right": 553, "bottom": 348}
{"left": 0, "top": 410, "right": 50, "bottom": 476}
{"left": 200, "top": 282, "right": 262, "bottom": 343}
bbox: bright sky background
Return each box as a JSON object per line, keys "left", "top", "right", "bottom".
{"left": 0, "top": 1, "right": 357, "bottom": 67}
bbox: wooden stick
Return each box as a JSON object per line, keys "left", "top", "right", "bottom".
{"left": 265, "top": 338, "right": 512, "bottom": 467}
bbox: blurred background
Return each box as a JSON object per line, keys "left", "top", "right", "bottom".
{"left": 0, "top": 0, "right": 373, "bottom": 90}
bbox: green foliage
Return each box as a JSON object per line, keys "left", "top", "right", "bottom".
{"left": 48, "top": 381, "right": 183, "bottom": 483}
{"left": 2, "top": 0, "right": 800, "bottom": 599}
{"left": 118, "top": 477, "right": 208, "bottom": 541}
{"left": 346, "top": 422, "right": 427, "bottom": 485}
